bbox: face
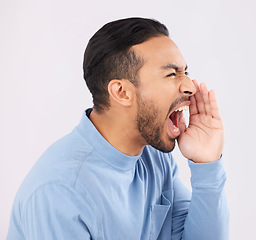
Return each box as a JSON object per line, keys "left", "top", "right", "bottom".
{"left": 132, "top": 36, "right": 196, "bottom": 152}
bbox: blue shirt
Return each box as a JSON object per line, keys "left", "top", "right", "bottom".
{"left": 7, "top": 110, "right": 229, "bottom": 239}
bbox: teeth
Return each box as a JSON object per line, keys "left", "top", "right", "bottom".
{"left": 175, "top": 105, "right": 189, "bottom": 112}
{"left": 173, "top": 125, "right": 179, "bottom": 132}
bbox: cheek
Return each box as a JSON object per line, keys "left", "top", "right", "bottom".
{"left": 155, "top": 89, "right": 178, "bottom": 113}
{"left": 154, "top": 82, "right": 179, "bottom": 102}
{"left": 138, "top": 76, "right": 180, "bottom": 107}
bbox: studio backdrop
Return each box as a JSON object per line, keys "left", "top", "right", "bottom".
{"left": 1, "top": 0, "right": 255, "bottom": 239}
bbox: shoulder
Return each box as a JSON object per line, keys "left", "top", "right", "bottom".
{"left": 15, "top": 130, "right": 94, "bottom": 214}
{"left": 22, "top": 182, "right": 96, "bottom": 215}
{"left": 9, "top": 181, "right": 99, "bottom": 240}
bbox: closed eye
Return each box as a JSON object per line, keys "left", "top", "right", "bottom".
{"left": 166, "top": 72, "right": 189, "bottom": 78}
{"left": 166, "top": 73, "right": 176, "bottom": 77}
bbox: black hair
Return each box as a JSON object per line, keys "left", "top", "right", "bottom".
{"left": 83, "top": 17, "right": 169, "bottom": 112}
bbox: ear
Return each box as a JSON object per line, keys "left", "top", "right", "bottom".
{"left": 108, "top": 79, "right": 135, "bottom": 107}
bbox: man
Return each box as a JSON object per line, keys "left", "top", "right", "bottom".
{"left": 7, "top": 17, "right": 229, "bottom": 239}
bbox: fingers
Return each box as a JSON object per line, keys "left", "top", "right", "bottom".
{"left": 193, "top": 80, "right": 206, "bottom": 114}
{"left": 191, "top": 80, "right": 221, "bottom": 119}
{"left": 209, "top": 90, "right": 221, "bottom": 119}
{"left": 189, "top": 80, "right": 199, "bottom": 115}
{"left": 189, "top": 95, "right": 198, "bottom": 115}
{"left": 200, "top": 83, "right": 211, "bottom": 115}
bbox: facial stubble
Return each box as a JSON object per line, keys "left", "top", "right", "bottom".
{"left": 136, "top": 94, "right": 190, "bottom": 153}
{"left": 136, "top": 95, "right": 176, "bottom": 153}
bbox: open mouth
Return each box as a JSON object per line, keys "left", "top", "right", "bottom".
{"left": 168, "top": 104, "right": 189, "bottom": 137}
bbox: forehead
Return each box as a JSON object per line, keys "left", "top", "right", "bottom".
{"left": 132, "top": 36, "right": 186, "bottom": 70}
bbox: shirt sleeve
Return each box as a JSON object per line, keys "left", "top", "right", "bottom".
{"left": 171, "top": 156, "right": 229, "bottom": 240}
{"left": 20, "top": 183, "right": 98, "bottom": 240}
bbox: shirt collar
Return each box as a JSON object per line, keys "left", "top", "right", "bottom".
{"left": 75, "top": 109, "right": 142, "bottom": 171}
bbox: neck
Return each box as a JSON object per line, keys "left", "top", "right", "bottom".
{"left": 89, "top": 107, "right": 145, "bottom": 156}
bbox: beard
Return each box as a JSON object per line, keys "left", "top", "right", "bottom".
{"left": 136, "top": 95, "right": 176, "bottom": 153}
{"left": 136, "top": 93, "right": 190, "bottom": 153}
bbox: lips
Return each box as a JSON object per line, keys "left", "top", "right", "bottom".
{"left": 167, "top": 102, "right": 190, "bottom": 137}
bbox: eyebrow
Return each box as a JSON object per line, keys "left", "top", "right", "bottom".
{"left": 161, "top": 64, "right": 188, "bottom": 72}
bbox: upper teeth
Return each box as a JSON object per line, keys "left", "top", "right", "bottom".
{"left": 175, "top": 105, "right": 189, "bottom": 112}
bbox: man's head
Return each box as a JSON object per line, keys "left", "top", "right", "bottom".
{"left": 83, "top": 17, "right": 169, "bottom": 112}
{"left": 83, "top": 17, "right": 196, "bottom": 153}
{"left": 132, "top": 36, "right": 196, "bottom": 152}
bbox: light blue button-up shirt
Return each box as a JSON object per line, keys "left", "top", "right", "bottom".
{"left": 7, "top": 110, "right": 229, "bottom": 239}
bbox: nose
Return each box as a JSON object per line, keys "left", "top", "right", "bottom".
{"left": 179, "top": 76, "right": 196, "bottom": 96}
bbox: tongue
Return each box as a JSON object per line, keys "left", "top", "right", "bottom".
{"left": 168, "top": 111, "right": 181, "bottom": 137}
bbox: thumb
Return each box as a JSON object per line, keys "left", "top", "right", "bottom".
{"left": 179, "top": 115, "right": 187, "bottom": 134}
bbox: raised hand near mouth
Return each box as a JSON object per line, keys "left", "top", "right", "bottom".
{"left": 177, "top": 80, "right": 224, "bottom": 163}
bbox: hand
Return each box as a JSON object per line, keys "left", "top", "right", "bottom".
{"left": 178, "top": 80, "right": 224, "bottom": 163}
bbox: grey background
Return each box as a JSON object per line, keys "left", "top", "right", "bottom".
{"left": 1, "top": 0, "right": 255, "bottom": 239}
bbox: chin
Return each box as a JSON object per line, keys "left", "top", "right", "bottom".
{"left": 150, "top": 137, "right": 176, "bottom": 153}
{"left": 162, "top": 142, "right": 176, "bottom": 153}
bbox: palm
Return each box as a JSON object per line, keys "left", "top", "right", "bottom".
{"left": 178, "top": 81, "right": 224, "bottom": 163}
